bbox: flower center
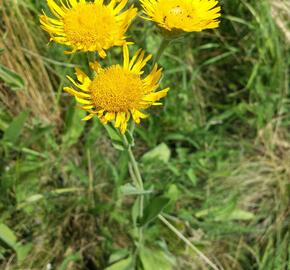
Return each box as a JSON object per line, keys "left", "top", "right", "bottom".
{"left": 89, "top": 66, "right": 144, "bottom": 112}
{"left": 63, "top": 3, "right": 117, "bottom": 48}
{"left": 156, "top": 0, "right": 195, "bottom": 29}
{"left": 170, "top": 5, "right": 184, "bottom": 16}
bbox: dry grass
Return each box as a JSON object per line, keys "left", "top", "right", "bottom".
{"left": 271, "top": 0, "right": 290, "bottom": 43}
{"left": 0, "top": 0, "right": 60, "bottom": 124}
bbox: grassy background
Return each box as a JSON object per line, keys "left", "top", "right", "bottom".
{"left": 0, "top": 0, "right": 289, "bottom": 269}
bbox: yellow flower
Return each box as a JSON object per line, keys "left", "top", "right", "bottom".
{"left": 64, "top": 46, "right": 169, "bottom": 133}
{"left": 140, "top": 0, "right": 221, "bottom": 34}
{"left": 40, "top": 0, "right": 137, "bottom": 58}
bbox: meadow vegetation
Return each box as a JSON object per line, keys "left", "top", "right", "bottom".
{"left": 0, "top": 0, "right": 289, "bottom": 269}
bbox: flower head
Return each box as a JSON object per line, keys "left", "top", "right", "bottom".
{"left": 140, "top": 0, "right": 221, "bottom": 35}
{"left": 40, "top": 0, "right": 137, "bottom": 58}
{"left": 64, "top": 46, "right": 169, "bottom": 133}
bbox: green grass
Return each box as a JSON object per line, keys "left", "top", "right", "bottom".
{"left": 0, "top": 0, "right": 289, "bottom": 269}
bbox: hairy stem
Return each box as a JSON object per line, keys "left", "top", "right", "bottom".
{"left": 121, "top": 133, "right": 144, "bottom": 249}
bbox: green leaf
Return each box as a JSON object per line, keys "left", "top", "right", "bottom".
{"left": 132, "top": 198, "right": 140, "bottom": 228}
{"left": 140, "top": 247, "right": 173, "bottom": 270}
{"left": 58, "top": 252, "right": 82, "bottom": 270}
{"left": 108, "top": 249, "right": 129, "bottom": 264}
{"left": 0, "top": 220, "right": 32, "bottom": 263}
{"left": 227, "top": 209, "right": 255, "bottom": 221}
{"left": 0, "top": 223, "right": 17, "bottom": 249}
{"left": 139, "top": 196, "right": 170, "bottom": 226}
{"left": 195, "top": 202, "right": 236, "bottom": 220}
{"left": 104, "top": 124, "right": 125, "bottom": 151}
{"left": 112, "top": 141, "right": 126, "bottom": 151}
{"left": 165, "top": 184, "right": 180, "bottom": 204}
{"left": 16, "top": 243, "right": 33, "bottom": 262}
{"left": 125, "top": 130, "right": 135, "bottom": 147}
{"left": 195, "top": 199, "right": 254, "bottom": 221}
{"left": 62, "top": 105, "right": 85, "bottom": 148}
{"left": 105, "top": 256, "right": 133, "bottom": 270}
{"left": 17, "top": 188, "right": 83, "bottom": 209}
{"left": 120, "top": 184, "right": 138, "bottom": 195}
{"left": 201, "top": 51, "right": 236, "bottom": 67}
{"left": 120, "top": 184, "right": 153, "bottom": 196}
{"left": 116, "top": 152, "right": 129, "bottom": 183}
{"left": 2, "top": 111, "right": 28, "bottom": 144}
{"left": 142, "top": 143, "right": 171, "bottom": 163}
{"left": 0, "top": 64, "right": 25, "bottom": 90}
{"left": 186, "top": 169, "right": 197, "bottom": 186}
{"left": 0, "top": 249, "right": 5, "bottom": 260}
{"left": 17, "top": 194, "right": 44, "bottom": 208}
{"left": 104, "top": 124, "right": 122, "bottom": 142}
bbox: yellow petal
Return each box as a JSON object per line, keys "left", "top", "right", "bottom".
{"left": 64, "top": 87, "right": 91, "bottom": 99}
{"left": 123, "top": 45, "right": 130, "bottom": 70}
{"left": 82, "top": 114, "right": 95, "bottom": 121}
{"left": 75, "top": 68, "right": 91, "bottom": 84}
{"left": 89, "top": 61, "right": 103, "bottom": 73}
{"left": 75, "top": 96, "right": 93, "bottom": 105}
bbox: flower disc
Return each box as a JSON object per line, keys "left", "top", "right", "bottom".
{"left": 90, "top": 66, "right": 144, "bottom": 112}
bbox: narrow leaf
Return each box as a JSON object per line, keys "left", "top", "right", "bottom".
{"left": 0, "top": 223, "right": 17, "bottom": 249}
{"left": 104, "top": 124, "right": 123, "bottom": 143}
{"left": 3, "top": 111, "right": 28, "bottom": 144}
{"left": 0, "top": 64, "right": 25, "bottom": 90}
{"left": 62, "top": 105, "right": 85, "bottom": 148}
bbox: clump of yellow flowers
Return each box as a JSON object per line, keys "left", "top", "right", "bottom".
{"left": 40, "top": 0, "right": 221, "bottom": 133}
{"left": 40, "top": 1, "right": 221, "bottom": 269}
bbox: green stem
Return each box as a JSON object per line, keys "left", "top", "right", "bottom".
{"left": 121, "top": 131, "right": 219, "bottom": 270}
{"left": 121, "top": 133, "right": 144, "bottom": 249}
{"left": 128, "top": 147, "right": 144, "bottom": 218}
{"left": 154, "top": 37, "right": 171, "bottom": 64}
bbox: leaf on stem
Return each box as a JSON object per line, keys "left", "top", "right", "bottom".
{"left": 140, "top": 247, "right": 174, "bottom": 270}
{"left": 141, "top": 143, "right": 171, "bottom": 163}
{"left": 104, "top": 124, "right": 126, "bottom": 151}
{"left": 139, "top": 196, "right": 170, "bottom": 227}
